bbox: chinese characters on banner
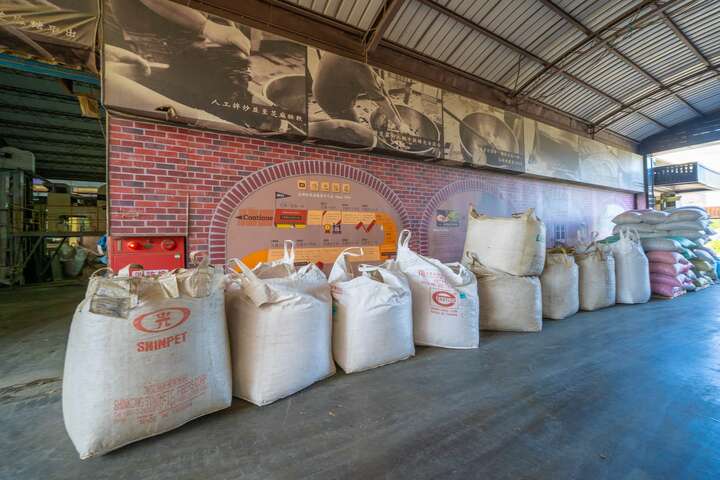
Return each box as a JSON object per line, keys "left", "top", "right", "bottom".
{"left": 0, "top": 0, "right": 99, "bottom": 70}
{"left": 98, "top": 0, "right": 643, "bottom": 192}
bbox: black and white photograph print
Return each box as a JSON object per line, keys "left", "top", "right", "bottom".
{"left": 307, "top": 48, "right": 443, "bottom": 157}
{"left": 0, "top": 0, "right": 99, "bottom": 70}
{"left": 443, "top": 91, "right": 524, "bottom": 172}
{"left": 102, "top": 0, "right": 307, "bottom": 136}
{"left": 525, "top": 119, "right": 581, "bottom": 181}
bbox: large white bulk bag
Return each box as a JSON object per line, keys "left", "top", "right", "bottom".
{"left": 540, "top": 251, "right": 579, "bottom": 320}
{"left": 328, "top": 248, "right": 414, "bottom": 373}
{"left": 575, "top": 247, "right": 616, "bottom": 311}
{"left": 463, "top": 207, "right": 546, "bottom": 276}
{"left": 468, "top": 257, "right": 542, "bottom": 332}
{"left": 396, "top": 230, "right": 479, "bottom": 348}
{"left": 610, "top": 230, "right": 651, "bottom": 304}
{"left": 225, "top": 243, "right": 334, "bottom": 406}
{"left": 63, "top": 260, "right": 231, "bottom": 459}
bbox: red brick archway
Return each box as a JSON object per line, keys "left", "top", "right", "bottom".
{"left": 208, "top": 159, "right": 410, "bottom": 264}
{"left": 418, "top": 177, "right": 509, "bottom": 252}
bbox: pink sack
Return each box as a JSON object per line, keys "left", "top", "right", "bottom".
{"left": 649, "top": 262, "right": 690, "bottom": 276}
{"left": 650, "top": 273, "right": 686, "bottom": 288}
{"left": 647, "top": 251, "right": 690, "bottom": 265}
{"left": 651, "top": 283, "right": 684, "bottom": 298}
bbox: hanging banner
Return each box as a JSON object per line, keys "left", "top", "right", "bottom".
{"left": 0, "top": 0, "right": 99, "bottom": 71}
{"left": 102, "top": 0, "right": 307, "bottom": 136}
{"left": 525, "top": 118, "right": 644, "bottom": 191}
{"left": 98, "top": 1, "right": 644, "bottom": 192}
{"left": 442, "top": 91, "right": 524, "bottom": 172}
{"left": 307, "top": 48, "right": 443, "bottom": 157}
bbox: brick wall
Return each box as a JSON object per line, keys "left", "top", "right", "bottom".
{"left": 108, "top": 117, "right": 635, "bottom": 264}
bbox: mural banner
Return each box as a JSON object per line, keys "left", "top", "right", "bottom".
{"left": 99, "top": 1, "right": 644, "bottom": 192}
{"left": 307, "top": 48, "right": 443, "bottom": 157}
{"left": 0, "top": 0, "right": 99, "bottom": 71}
{"left": 443, "top": 91, "right": 524, "bottom": 172}
{"left": 525, "top": 118, "right": 644, "bottom": 191}
{"left": 103, "top": 0, "right": 307, "bottom": 136}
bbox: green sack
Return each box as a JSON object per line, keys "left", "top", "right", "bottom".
{"left": 667, "top": 236, "right": 698, "bottom": 249}
{"left": 599, "top": 235, "right": 619, "bottom": 245}
{"left": 680, "top": 248, "right": 697, "bottom": 260}
{"left": 691, "top": 259, "right": 713, "bottom": 272}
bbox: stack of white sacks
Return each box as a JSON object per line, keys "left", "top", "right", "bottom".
{"left": 64, "top": 205, "right": 701, "bottom": 459}
{"left": 462, "top": 208, "right": 545, "bottom": 332}
{"left": 62, "top": 233, "right": 483, "bottom": 458}
{"left": 611, "top": 206, "right": 718, "bottom": 297}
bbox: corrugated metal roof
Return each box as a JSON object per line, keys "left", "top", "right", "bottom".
{"left": 670, "top": 0, "right": 720, "bottom": 63}
{"left": 679, "top": 76, "right": 720, "bottom": 114}
{"left": 607, "top": 111, "right": 664, "bottom": 139}
{"left": 282, "top": 0, "right": 720, "bottom": 142}
{"left": 613, "top": 21, "right": 700, "bottom": 83}
{"left": 638, "top": 94, "right": 698, "bottom": 125}
{"left": 284, "top": 0, "right": 385, "bottom": 30}
{"left": 556, "top": 0, "right": 646, "bottom": 31}
{"left": 565, "top": 48, "right": 654, "bottom": 104}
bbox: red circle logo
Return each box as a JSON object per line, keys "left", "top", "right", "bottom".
{"left": 432, "top": 291, "right": 456, "bottom": 308}
{"left": 133, "top": 307, "right": 190, "bottom": 333}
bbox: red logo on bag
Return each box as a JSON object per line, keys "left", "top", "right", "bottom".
{"left": 133, "top": 308, "right": 190, "bottom": 333}
{"left": 432, "top": 291, "right": 456, "bottom": 308}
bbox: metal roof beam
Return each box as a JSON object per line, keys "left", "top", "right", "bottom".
{"left": 1, "top": 134, "right": 105, "bottom": 149}
{"left": 363, "top": 0, "right": 405, "bottom": 54}
{"left": 641, "top": 107, "right": 720, "bottom": 153}
{"left": 0, "top": 120, "right": 103, "bottom": 138}
{"left": 592, "top": 65, "right": 718, "bottom": 132}
{"left": 514, "top": 0, "right": 681, "bottom": 97}
{"left": 0, "top": 84, "right": 79, "bottom": 103}
{"left": 660, "top": 11, "right": 712, "bottom": 66}
{"left": 417, "top": 0, "right": 666, "bottom": 129}
{"left": 536, "top": 0, "right": 702, "bottom": 117}
{"left": 26, "top": 149, "right": 105, "bottom": 160}
{"left": 0, "top": 103, "right": 100, "bottom": 122}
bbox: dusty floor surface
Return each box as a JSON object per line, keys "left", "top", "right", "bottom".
{"left": 1, "top": 283, "right": 720, "bottom": 479}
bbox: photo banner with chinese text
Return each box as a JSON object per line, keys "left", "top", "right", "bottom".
{"left": 102, "top": 0, "right": 307, "bottom": 137}
{"left": 100, "top": 0, "right": 644, "bottom": 192}
{"left": 0, "top": 0, "right": 99, "bottom": 71}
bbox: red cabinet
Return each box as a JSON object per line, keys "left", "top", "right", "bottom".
{"left": 108, "top": 236, "right": 185, "bottom": 275}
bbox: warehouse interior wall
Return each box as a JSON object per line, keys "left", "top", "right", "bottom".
{"left": 108, "top": 117, "right": 634, "bottom": 265}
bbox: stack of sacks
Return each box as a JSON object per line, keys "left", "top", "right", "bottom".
{"left": 612, "top": 209, "right": 669, "bottom": 239}
{"left": 660, "top": 206, "right": 713, "bottom": 241}
{"left": 692, "top": 247, "right": 718, "bottom": 284}
{"left": 647, "top": 251, "right": 690, "bottom": 298}
{"left": 463, "top": 208, "right": 545, "bottom": 332}
{"left": 540, "top": 248, "right": 579, "bottom": 320}
{"left": 574, "top": 240, "right": 616, "bottom": 311}
{"left": 610, "top": 230, "right": 651, "bottom": 304}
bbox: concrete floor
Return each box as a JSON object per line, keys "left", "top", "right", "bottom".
{"left": 2, "top": 285, "right": 720, "bottom": 479}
